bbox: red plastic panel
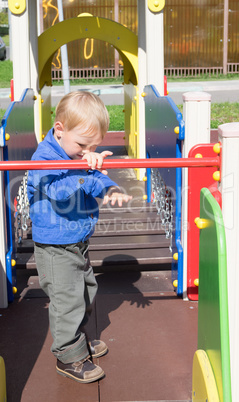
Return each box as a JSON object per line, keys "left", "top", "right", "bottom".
{"left": 187, "top": 144, "right": 219, "bottom": 300}
{"left": 164, "top": 75, "right": 167, "bottom": 96}
{"left": 208, "top": 182, "right": 222, "bottom": 209}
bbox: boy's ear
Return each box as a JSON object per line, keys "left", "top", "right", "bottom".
{"left": 54, "top": 121, "right": 64, "bottom": 138}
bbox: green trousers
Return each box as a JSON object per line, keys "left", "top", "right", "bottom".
{"left": 34, "top": 241, "right": 98, "bottom": 364}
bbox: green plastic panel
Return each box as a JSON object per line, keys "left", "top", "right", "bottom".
{"left": 198, "top": 188, "right": 231, "bottom": 402}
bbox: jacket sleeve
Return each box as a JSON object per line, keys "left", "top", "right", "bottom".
{"left": 86, "top": 170, "right": 118, "bottom": 199}
{"left": 28, "top": 168, "right": 90, "bottom": 201}
{"left": 27, "top": 145, "right": 119, "bottom": 202}
{"left": 28, "top": 167, "right": 118, "bottom": 202}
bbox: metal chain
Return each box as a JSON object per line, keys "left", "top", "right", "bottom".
{"left": 15, "top": 172, "right": 30, "bottom": 244}
{"left": 151, "top": 168, "right": 173, "bottom": 251}
{"left": 14, "top": 170, "right": 174, "bottom": 250}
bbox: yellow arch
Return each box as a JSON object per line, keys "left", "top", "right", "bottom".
{"left": 38, "top": 16, "right": 138, "bottom": 89}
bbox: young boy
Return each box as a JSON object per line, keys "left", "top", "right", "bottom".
{"left": 27, "top": 91, "right": 132, "bottom": 384}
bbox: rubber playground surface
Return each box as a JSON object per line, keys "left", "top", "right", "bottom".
{"left": 0, "top": 269, "right": 197, "bottom": 402}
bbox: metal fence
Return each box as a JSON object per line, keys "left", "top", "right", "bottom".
{"left": 52, "top": 66, "right": 124, "bottom": 82}
{"left": 164, "top": 0, "right": 239, "bottom": 75}
{"left": 41, "top": 0, "right": 239, "bottom": 79}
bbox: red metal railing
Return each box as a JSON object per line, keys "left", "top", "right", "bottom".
{"left": 0, "top": 157, "right": 220, "bottom": 171}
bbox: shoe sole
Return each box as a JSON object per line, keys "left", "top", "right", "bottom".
{"left": 56, "top": 366, "right": 105, "bottom": 383}
{"left": 91, "top": 346, "right": 108, "bottom": 358}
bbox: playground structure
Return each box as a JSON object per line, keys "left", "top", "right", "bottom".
{"left": 9, "top": 0, "right": 165, "bottom": 176}
{"left": 0, "top": 88, "right": 237, "bottom": 401}
{"left": 1, "top": 0, "right": 239, "bottom": 400}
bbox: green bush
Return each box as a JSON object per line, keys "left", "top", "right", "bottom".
{"left": 2, "top": 34, "right": 9, "bottom": 46}
{"left": 51, "top": 105, "right": 125, "bottom": 131}
{"left": 0, "top": 60, "right": 13, "bottom": 88}
{"left": 0, "top": 11, "right": 8, "bottom": 26}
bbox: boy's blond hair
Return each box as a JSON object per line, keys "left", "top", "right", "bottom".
{"left": 55, "top": 91, "right": 109, "bottom": 137}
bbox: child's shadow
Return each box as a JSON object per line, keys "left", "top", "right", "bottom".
{"left": 85, "top": 255, "right": 153, "bottom": 340}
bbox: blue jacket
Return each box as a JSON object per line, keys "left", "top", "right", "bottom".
{"left": 27, "top": 129, "right": 118, "bottom": 244}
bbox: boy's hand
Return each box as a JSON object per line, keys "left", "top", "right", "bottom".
{"left": 82, "top": 150, "right": 113, "bottom": 175}
{"left": 103, "top": 192, "right": 132, "bottom": 207}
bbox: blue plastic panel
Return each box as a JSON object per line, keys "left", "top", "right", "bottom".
{"left": 144, "top": 85, "right": 184, "bottom": 295}
{"left": 1, "top": 89, "right": 37, "bottom": 301}
{"left": 145, "top": 85, "right": 178, "bottom": 190}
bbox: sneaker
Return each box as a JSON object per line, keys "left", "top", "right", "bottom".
{"left": 89, "top": 340, "right": 108, "bottom": 358}
{"left": 56, "top": 356, "right": 104, "bottom": 383}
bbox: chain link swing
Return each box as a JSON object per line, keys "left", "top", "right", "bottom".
{"left": 151, "top": 168, "right": 173, "bottom": 251}
{"left": 15, "top": 172, "right": 30, "bottom": 244}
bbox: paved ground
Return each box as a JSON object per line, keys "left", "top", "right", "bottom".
{"left": 50, "top": 80, "right": 239, "bottom": 106}
{"left": 0, "top": 79, "right": 239, "bottom": 110}
{"left": 46, "top": 80, "right": 239, "bottom": 106}
{"left": 168, "top": 80, "right": 239, "bottom": 104}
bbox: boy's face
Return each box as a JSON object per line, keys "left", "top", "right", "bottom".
{"left": 54, "top": 121, "right": 103, "bottom": 159}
